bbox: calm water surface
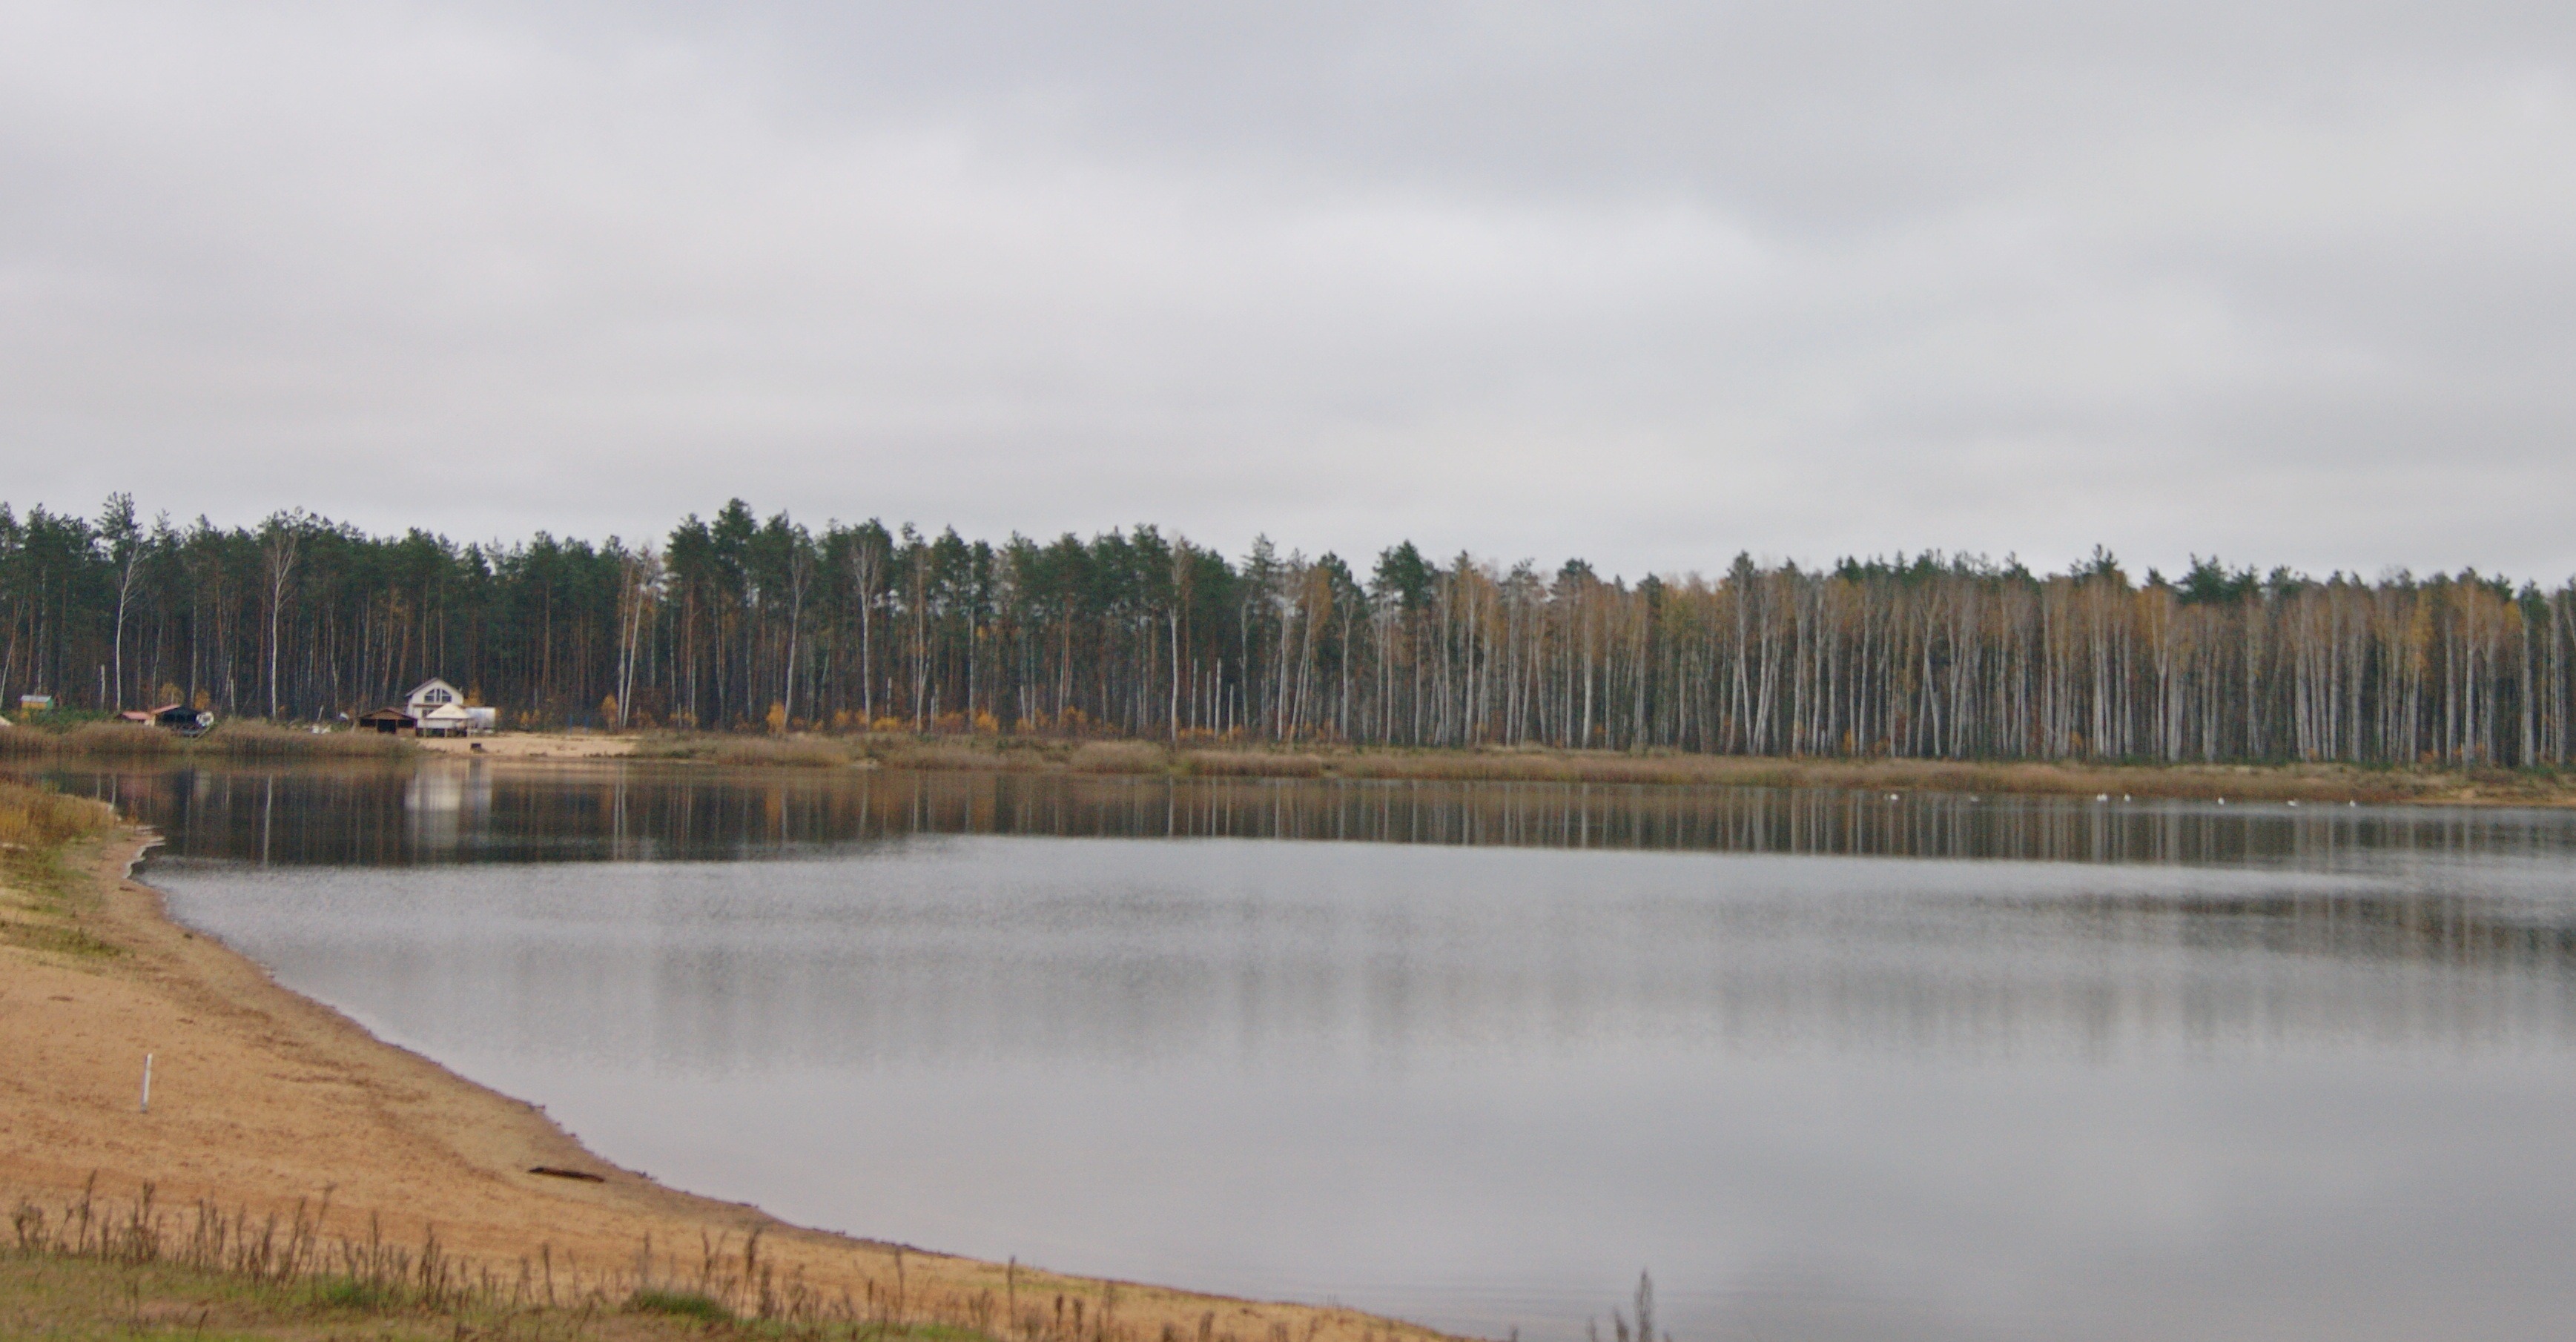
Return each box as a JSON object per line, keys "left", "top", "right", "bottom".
{"left": 52, "top": 763, "right": 2576, "bottom": 1341}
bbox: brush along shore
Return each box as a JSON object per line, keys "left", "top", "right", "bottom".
{"left": 0, "top": 779, "right": 1456, "bottom": 1342}
{"left": 452, "top": 730, "right": 2576, "bottom": 806}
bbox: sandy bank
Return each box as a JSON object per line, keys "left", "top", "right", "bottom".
{"left": 0, "top": 828, "right": 1454, "bottom": 1342}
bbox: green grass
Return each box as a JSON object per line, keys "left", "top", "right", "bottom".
{"left": 626, "top": 1287, "right": 730, "bottom": 1321}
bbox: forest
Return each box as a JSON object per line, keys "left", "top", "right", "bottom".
{"left": 4, "top": 495, "right": 2573, "bottom": 767}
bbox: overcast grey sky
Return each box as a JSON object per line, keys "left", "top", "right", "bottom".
{"left": 4, "top": 1, "right": 2570, "bottom": 580}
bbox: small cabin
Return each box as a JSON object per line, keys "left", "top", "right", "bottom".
{"left": 116, "top": 703, "right": 213, "bottom": 735}
{"left": 358, "top": 707, "right": 417, "bottom": 735}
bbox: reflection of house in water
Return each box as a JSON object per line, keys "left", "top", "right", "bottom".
{"left": 403, "top": 763, "right": 493, "bottom": 853}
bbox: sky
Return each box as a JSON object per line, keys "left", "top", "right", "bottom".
{"left": 4, "top": 1, "right": 2572, "bottom": 582}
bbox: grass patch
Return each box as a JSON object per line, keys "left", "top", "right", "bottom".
{"left": 627, "top": 1286, "right": 730, "bottom": 1321}
{"left": 0, "top": 1248, "right": 1008, "bottom": 1341}
{"left": 0, "top": 778, "right": 116, "bottom": 850}
{"left": 0, "top": 917, "right": 123, "bottom": 959}
{"left": 307, "top": 1274, "right": 398, "bottom": 1312}
{"left": 4, "top": 1182, "right": 1013, "bottom": 1342}
{"left": 0, "top": 779, "right": 122, "bottom": 963}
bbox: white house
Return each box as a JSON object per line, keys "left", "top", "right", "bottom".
{"left": 406, "top": 678, "right": 460, "bottom": 717}
{"left": 404, "top": 678, "right": 495, "bottom": 737}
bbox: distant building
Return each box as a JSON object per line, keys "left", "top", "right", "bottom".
{"left": 396, "top": 679, "right": 494, "bottom": 737}
{"left": 407, "top": 678, "right": 463, "bottom": 719}
{"left": 114, "top": 703, "right": 214, "bottom": 735}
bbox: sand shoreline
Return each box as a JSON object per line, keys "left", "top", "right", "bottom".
{"left": 0, "top": 825, "right": 1454, "bottom": 1342}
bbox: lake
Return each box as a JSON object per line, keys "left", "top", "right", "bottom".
{"left": 50, "top": 761, "right": 2576, "bottom": 1341}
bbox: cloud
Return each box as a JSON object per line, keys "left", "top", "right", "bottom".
{"left": 3, "top": 0, "right": 2571, "bottom": 579}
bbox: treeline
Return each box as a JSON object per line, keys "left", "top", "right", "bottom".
{"left": 5, "top": 495, "right": 2575, "bottom": 767}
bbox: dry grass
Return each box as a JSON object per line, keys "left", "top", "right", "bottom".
{"left": 193, "top": 722, "right": 412, "bottom": 760}
{"left": 3, "top": 1179, "right": 1009, "bottom": 1342}
{"left": 0, "top": 779, "right": 115, "bottom": 851}
{"left": 0, "top": 779, "right": 120, "bottom": 961}
{"left": 0, "top": 720, "right": 409, "bottom": 762}
{"left": 1061, "top": 741, "right": 1169, "bottom": 774}
{"left": 7, "top": 1180, "right": 1395, "bottom": 1342}
{"left": 862, "top": 739, "right": 1054, "bottom": 773}
{"left": 635, "top": 734, "right": 856, "bottom": 767}
{"left": 1178, "top": 751, "right": 1322, "bottom": 779}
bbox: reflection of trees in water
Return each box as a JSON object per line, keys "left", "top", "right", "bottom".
{"left": 71, "top": 761, "right": 2576, "bottom": 871}
{"left": 63, "top": 761, "right": 2576, "bottom": 1059}
{"left": 1982, "top": 887, "right": 2576, "bottom": 973}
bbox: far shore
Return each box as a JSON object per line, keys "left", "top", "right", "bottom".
{"left": 8, "top": 718, "right": 2573, "bottom": 807}
{"left": 0, "top": 822, "right": 1459, "bottom": 1342}
{"left": 400, "top": 730, "right": 2576, "bottom": 807}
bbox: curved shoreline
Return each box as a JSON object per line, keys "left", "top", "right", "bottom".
{"left": 0, "top": 824, "right": 1459, "bottom": 1342}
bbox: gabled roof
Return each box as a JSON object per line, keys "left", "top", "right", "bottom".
{"left": 406, "top": 677, "right": 459, "bottom": 699}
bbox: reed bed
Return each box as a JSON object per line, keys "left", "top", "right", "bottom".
{"left": 636, "top": 734, "right": 859, "bottom": 768}
{"left": 0, "top": 719, "right": 411, "bottom": 761}
{"left": 0, "top": 777, "right": 114, "bottom": 851}
{"left": 1063, "top": 741, "right": 1170, "bottom": 774}
{"left": 1178, "top": 750, "right": 1323, "bottom": 779}
{"left": 0, "top": 777, "right": 119, "bottom": 957}
{"left": 859, "top": 738, "right": 1052, "bottom": 773}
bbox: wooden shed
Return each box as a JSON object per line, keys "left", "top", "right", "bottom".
{"left": 357, "top": 707, "right": 417, "bottom": 735}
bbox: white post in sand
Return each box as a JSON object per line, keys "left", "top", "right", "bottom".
{"left": 140, "top": 1053, "right": 153, "bottom": 1114}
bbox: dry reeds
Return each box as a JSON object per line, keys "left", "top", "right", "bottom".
{"left": 1066, "top": 741, "right": 1169, "bottom": 774}
{"left": 634, "top": 734, "right": 855, "bottom": 767}
{"left": 0, "top": 779, "right": 113, "bottom": 851}
{"left": 195, "top": 721, "right": 411, "bottom": 760}
{"left": 701, "top": 737, "right": 851, "bottom": 768}
{"left": 868, "top": 738, "right": 1053, "bottom": 772}
{"left": 0, "top": 725, "right": 59, "bottom": 758}
{"left": 1178, "top": 751, "right": 1322, "bottom": 779}
{"left": 0, "top": 720, "right": 409, "bottom": 761}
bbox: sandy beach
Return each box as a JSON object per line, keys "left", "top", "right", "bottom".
{"left": 0, "top": 825, "right": 1452, "bottom": 1342}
